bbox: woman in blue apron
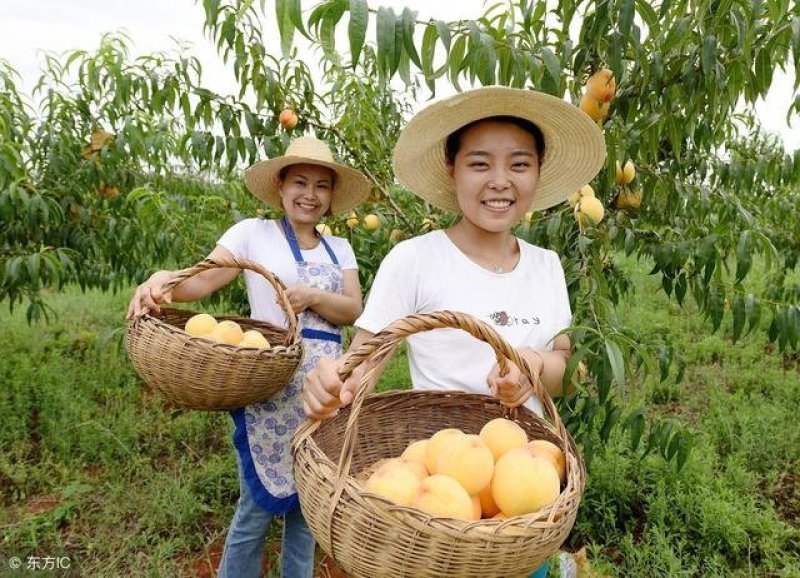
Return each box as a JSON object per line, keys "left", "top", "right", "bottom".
{"left": 127, "top": 136, "right": 373, "bottom": 578}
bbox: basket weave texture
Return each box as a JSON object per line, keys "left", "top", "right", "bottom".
{"left": 293, "top": 310, "right": 585, "bottom": 578}
{"left": 125, "top": 257, "right": 302, "bottom": 410}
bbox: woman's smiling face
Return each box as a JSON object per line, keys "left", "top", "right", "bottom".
{"left": 447, "top": 119, "right": 541, "bottom": 233}
{"left": 278, "top": 163, "right": 335, "bottom": 224}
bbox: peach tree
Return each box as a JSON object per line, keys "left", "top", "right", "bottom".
{"left": 2, "top": 1, "right": 799, "bottom": 466}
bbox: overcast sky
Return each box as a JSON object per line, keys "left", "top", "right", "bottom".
{"left": 1, "top": 0, "right": 797, "bottom": 151}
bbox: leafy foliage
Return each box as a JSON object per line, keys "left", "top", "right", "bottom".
{"left": 2, "top": 1, "right": 799, "bottom": 468}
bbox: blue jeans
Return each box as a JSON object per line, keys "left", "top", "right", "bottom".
{"left": 529, "top": 560, "right": 551, "bottom": 577}
{"left": 217, "top": 461, "right": 315, "bottom": 578}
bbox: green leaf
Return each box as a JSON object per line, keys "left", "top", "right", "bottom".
{"left": 287, "top": 0, "right": 309, "bottom": 40}
{"left": 477, "top": 33, "right": 497, "bottom": 85}
{"left": 604, "top": 338, "right": 625, "bottom": 386}
{"left": 435, "top": 20, "right": 451, "bottom": 51}
{"left": 618, "top": 0, "right": 635, "bottom": 39}
{"left": 625, "top": 409, "right": 645, "bottom": 451}
{"left": 702, "top": 34, "right": 717, "bottom": 77}
{"left": 376, "top": 7, "right": 397, "bottom": 78}
{"left": 540, "top": 46, "right": 561, "bottom": 89}
{"left": 401, "top": 8, "right": 421, "bottom": 68}
{"left": 754, "top": 48, "right": 773, "bottom": 98}
{"left": 609, "top": 28, "right": 623, "bottom": 81}
{"left": 348, "top": 0, "right": 368, "bottom": 68}
{"left": 732, "top": 293, "right": 746, "bottom": 343}
{"left": 448, "top": 34, "right": 467, "bottom": 90}
{"left": 275, "top": 0, "right": 295, "bottom": 57}
{"left": 735, "top": 230, "right": 752, "bottom": 283}
{"left": 746, "top": 294, "right": 761, "bottom": 334}
{"left": 421, "top": 24, "right": 438, "bottom": 92}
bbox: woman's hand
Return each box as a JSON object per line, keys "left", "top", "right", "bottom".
{"left": 285, "top": 284, "right": 320, "bottom": 313}
{"left": 302, "top": 357, "right": 364, "bottom": 420}
{"left": 126, "top": 271, "right": 175, "bottom": 319}
{"left": 486, "top": 350, "right": 544, "bottom": 408}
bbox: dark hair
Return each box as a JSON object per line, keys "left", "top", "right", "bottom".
{"left": 444, "top": 115, "right": 546, "bottom": 166}
{"left": 278, "top": 164, "right": 337, "bottom": 188}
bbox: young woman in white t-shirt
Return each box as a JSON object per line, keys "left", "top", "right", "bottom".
{"left": 302, "top": 85, "right": 605, "bottom": 578}
{"left": 127, "top": 136, "right": 373, "bottom": 578}
{"left": 303, "top": 86, "right": 605, "bottom": 419}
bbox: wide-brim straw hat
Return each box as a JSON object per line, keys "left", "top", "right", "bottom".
{"left": 245, "top": 136, "right": 373, "bottom": 214}
{"left": 393, "top": 86, "right": 607, "bottom": 212}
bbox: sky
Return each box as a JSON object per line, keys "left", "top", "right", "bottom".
{"left": 1, "top": 0, "right": 797, "bottom": 151}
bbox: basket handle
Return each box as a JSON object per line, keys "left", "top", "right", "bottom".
{"left": 332, "top": 310, "right": 568, "bottom": 481}
{"left": 159, "top": 257, "right": 299, "bottom": 345}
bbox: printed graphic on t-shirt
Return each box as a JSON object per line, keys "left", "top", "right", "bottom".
{"left": 488, "top": 310, "right": 541, "bottom": 327}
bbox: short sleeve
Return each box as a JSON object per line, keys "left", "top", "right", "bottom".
{"left": 217, "top": 218, "right": 257, "bottom": 258}
{"left": 329, "top": 236, "right": 358, "bottom": 270}
{"left": 355, "top": 240, "right": 419, "bottom": 334}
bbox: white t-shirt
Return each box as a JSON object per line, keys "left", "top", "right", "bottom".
{"left": 217, "top": 218, "right": 357, "bottom": 326}
{"left": 356, "top": 230, "right": 572, "bottom": 416}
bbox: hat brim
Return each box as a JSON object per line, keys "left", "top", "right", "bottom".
{"left": 392, "top": 86, "right": 607, "bottom": 212}
{"left": 244, "top": 155, "right": 373, "bottom": 215}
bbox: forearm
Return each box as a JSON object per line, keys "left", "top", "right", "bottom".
{"left": 519, "top": 346, "right": 572, "bottom": 398}
{"left": 308, "top": 291, "right": 363, "bottom": 326}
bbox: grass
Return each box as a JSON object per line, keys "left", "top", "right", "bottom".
{"left": 0, "top": 257, "right": 798, "bottom": 577}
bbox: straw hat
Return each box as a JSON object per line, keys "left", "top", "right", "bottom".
{"left": 244, "top": 136, "right": 373, "bottom": 214}
{"left": 392, "top": 86, "right": 607, "bottom": 212}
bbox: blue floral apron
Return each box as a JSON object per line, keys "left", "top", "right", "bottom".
{"left": 231, "top": 217, "right": 343, "bottom": 514}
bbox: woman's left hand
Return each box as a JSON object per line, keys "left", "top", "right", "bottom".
{"left": 486, "top": 358, "right": 533, "bottom": 408}
{"left": 285, "top": 284, "right": 319, "bottom": 313}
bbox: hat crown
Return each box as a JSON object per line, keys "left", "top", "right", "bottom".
{"left": 283, "top": 136, "right": 335, "bottom": 164}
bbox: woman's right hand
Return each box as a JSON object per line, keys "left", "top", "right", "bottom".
{"left": 302, "top": 357, "right": 364, "bottom": 420}
{"left": 126, "top": 271, "right": 175, "bottom": 319}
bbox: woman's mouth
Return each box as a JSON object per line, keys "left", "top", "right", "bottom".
{"left": 481, "top": 199, "right": 515, "bottom": 211}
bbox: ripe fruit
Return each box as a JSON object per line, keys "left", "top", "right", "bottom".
{"left": 478, "top": 483, "right": 500, "bottom": 518}
{"left": 412, "top": 474, "right": 474, "bottom": 520}
{"left": 345, "top": 217, "right": 359, "bottom": 229}
{"left": 363, "top": 214, "right": 381, "bottom": 231}
{"left": 614, "top": 188, "right": 643, "bottom": 211}
{"left": 425, "top": 428, "right": 464, "bottom": 474}
{"left": 615, "top": 160, "right": 636, "bottom": 185}
{"left": 479, "top": 418, "right": 528, "bottom": 461}
{"left": 470, "top": 495, "right": 482, "bottom": 521}
{"left": 316, "top": 223, "right": 332, "bottom": 236}
{"left": 389, "top": 228, "right": 405, "bottom": 244}
{"left": 492, "top": 449, "right": 561, "bottom": 517}
{"left": 585, "top": 68, "right": 616, "bottom": 103}
{"left": 574, "top": 196, "right": 605, "bottom": 226}
{"left": 568, "top": 184, "right": 595, "bottom": 208}
{"left": 185, "top": 313, "right": 217, "bottom": 336}
{"left": 622, "top": 160, "right": 636, "bottom": 184}
{"left": 526, "top": 440, "right": 566, "bottom": 483}
{"left": 278, "top": 108, "right": 298, "bottom": 130}
{"left": 579, "top": 94, "right": 610, "bottom": 123}
{"left": 401, "top": 439, "right": 429, "bottom": 464}
{"left": 421, "top": 217, "right": 435, "bottom": 230}
{"left": 211, "top": 320, "right": 244, "bottom": 345}
{"left": 365, "top": 463, "right": 421, "bottom": 506}
{"left": 239, "top": 330, "right": 270, "bottom": 349}
{"left": 434, "top": 434, "right": 495, "bottom": 495}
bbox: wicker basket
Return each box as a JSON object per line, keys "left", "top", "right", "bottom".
{"left": 125, "top": 257, "right": 302, "bottom": 410}
{"left": 293, "top": 310, "right": 585, "bottom": 578}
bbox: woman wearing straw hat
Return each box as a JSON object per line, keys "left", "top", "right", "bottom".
{"left": 127, "top": 136, "right": 373, "bottom": 578}
{"left": 303, "top": 86, "right": 605, "bottom": 577}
